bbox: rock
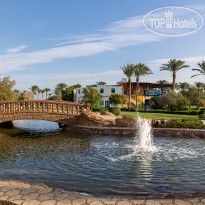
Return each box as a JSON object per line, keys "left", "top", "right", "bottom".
{"left": 101, "top": 111, "right": 116, "bottom": 117}
{"left": 60, "top": 112, "right": 115, "bottom": 127}
{"left": 90, "top": 112, "right": 101, "bottom": 116}
{"left": 116, "top": 118, "right": 137, "bottom": 127}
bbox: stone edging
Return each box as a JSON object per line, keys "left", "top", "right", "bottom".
{"left": 64, "top": 125, "right": 205, "bottom": 138}
{"left": 0, "top": 179, "right": 205, "bottom": 205}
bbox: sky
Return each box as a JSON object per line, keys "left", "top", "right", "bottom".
{"left": 0, "top": 0, "right": 205, "bottom": 92}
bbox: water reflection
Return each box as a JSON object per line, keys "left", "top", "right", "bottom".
{"left": 0, "top": 120, "right": 205, "bottom": 196}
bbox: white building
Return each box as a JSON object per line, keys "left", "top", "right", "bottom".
{"left": 73, "top": 85, "right": 123, "bottom": 107}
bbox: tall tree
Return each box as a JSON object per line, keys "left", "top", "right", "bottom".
{"left": 40, "top": 89, "right": 45, "bottom": 100}
{"left": 121, "top": 64, "right": 136, "bottom": 111}
{"left": 160, "top": 59, "right": 189, "bottom": 91}
{"left": 191, "top": 60, "right": 205, "bottom": 78}
{"left": 83, "top": 86, "right": 102, "bottom": 108}
{"left": 135, "top": 63, "right": 152, "bottom": 110}
{"left": 109, "top": 94, "right": 127, "bottom": 107}
{"left": 44, "top": 88, "right": 51, "bottom": 99}
{"left": 0, "top": 76, "right": 17, "bottom": 101}
{"left": 96, "top": 81, "right": 107, "bottom": 85}
{"left": 177, "top": 82, "right": 190, "bottom": 91}
{"left": 30, "top": 85, "right": 39, "bottom": 98}
{"left": 55, "top": 83, "right": 68, "bottom": 96}
{"left": 62, "top": 84, "right": 81, "bottom": 101}
{"left": 194, "top": 82, "right": 204, "bottom": 93}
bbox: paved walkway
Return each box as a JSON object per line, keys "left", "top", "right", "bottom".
{"left": 0, "top": 179, "right": 205, "bottom": 205}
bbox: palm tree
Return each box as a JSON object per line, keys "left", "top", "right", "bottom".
{"left": 135, "top": 63, "right": 153, "bottom": 109}
{"left": 121, "top": 63, "right": 136, "bottom": 110}
{"left": 44, "top": 88, "right": 51, "bottom": 99}
{"left": 191, "top": 60, "right": 205, "bottom": 78}
{"left": 39, "top": 89, "right": 45, "bottom": 100}
{"left": 96, "top": 81, "right": 107, "bottom": 85}
{"left": 37, "top": 89, "right": 41, "bottom": 100}
{"left": 30, "top": 85, "right": 39, "bottom": 99}
{"left": 55, "top": 83, "right": 68, "bottom": 96}
{"left": 177, "top": 82, "right": 190, "bottom": 91}
{"left": 160, "top": 59, "right": 190, "bottom": 91}
{"left": 156, "top": 80, "right": 168, "bottom": 84}
{"left": 194, "top": 82, "right": 204, "bottom": 93}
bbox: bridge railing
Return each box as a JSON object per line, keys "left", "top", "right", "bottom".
{"left": 0, "top": 100, "right": 90, "bottom": 115}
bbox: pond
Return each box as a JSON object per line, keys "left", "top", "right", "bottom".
{"left": 0, "top": 120, "right": 205, "bottom": 196}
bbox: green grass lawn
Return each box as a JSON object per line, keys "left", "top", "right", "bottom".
{"left": 120, "top": 111, "right": 199, "bottom": 120}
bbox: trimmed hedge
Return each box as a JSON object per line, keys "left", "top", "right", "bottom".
{"left": 108, "top": 107, "right": 120, "bottom": 116}
{"left": 93, "top": 107, "right": 108, "bottom": 114}
{"left": 121, "top": 108, "right": 204, "bottom": 115}
{"left": 152, "top": 119, "right": 204, "bottom": 129}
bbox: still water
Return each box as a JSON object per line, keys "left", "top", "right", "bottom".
{"left": 0, "top": 120, "right": 205, "bottom": 196}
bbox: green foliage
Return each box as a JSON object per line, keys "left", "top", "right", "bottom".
{"left": 96, "top": 81, "right": 106, "bottom": 85}
{"left": 55, "top": 83, "right": 68, "bottom": 95}
{"left": 62, "top": 84, "right": 81, "bottom": 101}
{"left": 0, "top": 76, "right": 18, "bottom": 101}
{"left": 93, "top": 107, "right": 108, "bottom": 114}
{"left": 192, "top": 60, "right": 205, "bottom": 78}
{"left": 160, "top": 59, "right": 190, "bottom": 91}
{"left": 83, "top": 86, "right": 103, "bottom": 107}
{"left": 122, "top": 113, "right": 135, "bottom": 119}
{"left": 181, "top": 87, "right": 203, "bottom": 107}
{"left": 152, "top": 92, "right": 190, "bottom": 111}
{"left": 30, "top": 85, "right": 39, "bottom": 95}
{"left": 152, "top": 119, "right": 204, "bottom": 129}
{"left": 109, "top": 94, "right": 127, "bottom": 106}
{"left": 134, "top": 63, "right": 153, "bottom": 79}
{"left": 116, "top": 81, "right": 122, "bottom": 86}
{"left": 108, "top": 107, "right": 120, "bottom": 116}
{"left": 156, "top": 80, "right": 169, "bottom": 84}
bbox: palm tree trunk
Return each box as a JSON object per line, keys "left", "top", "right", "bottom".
{"left": 46, "top": 92, "right": 48, "bottom": 99}
{"left": 136, "top": 77, "right": 139, "bottom": 110}
{"left": 128, "top": 78, "right": 131, "bottom": 111}
{"left": 38, "top": 92, "right": 40, "bottom": 100}
{"left": 42, "top": 93, "right": 43, "bottom": 100}
{"left": 172, "top": 72, "right": 176, "bottom": 91}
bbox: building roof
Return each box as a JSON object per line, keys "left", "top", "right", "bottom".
{"left": 123, "top": 82, "right": 173, "bottom": 86}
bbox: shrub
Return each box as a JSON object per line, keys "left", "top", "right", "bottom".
{"left": 152, "top": 119, "right": 204, "bottom": 129}
{"left": 93, "top": 107, "right": 108, "bottom": 114}
{"left": 122, "top": 113, "right": 135, "bottom": 119}
{"left": 130, "top": 108, "right": 137, "bottom": 112}
{"left": 108, "top": 107, "right": 120, "bottom": 116}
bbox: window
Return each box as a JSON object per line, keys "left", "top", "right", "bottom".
{"left": 111, "top": 88, "right": 115, "bottom": 93}
{"left": 100, "top": 101, "right": 104, "bottom": 106}
{"left": 100, "top": 88, "right": 104, "bottom": 93}
{"left": 78, "top": 89, "right": 80, "bottom": 94}
{"left": 105, "top": 101, "right": 110, "bottom": 107}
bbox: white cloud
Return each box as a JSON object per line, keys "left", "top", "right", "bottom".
{"left": 1, "top": 15, "right": 161, "bottom": 73}
{"left": 6, "top": 45, "right": 28, "bottom": 54}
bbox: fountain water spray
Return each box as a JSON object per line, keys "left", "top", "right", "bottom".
{"left": 135, "top": 112, "right": 156, "bottom": 151}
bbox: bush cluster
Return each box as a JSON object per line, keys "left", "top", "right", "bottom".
{"left": 108, "top": 107, "right": 120, "bottom": 116}
{"left": 93, "top": 107, "right": 108, "bottom": 114}
{"left": 122, "top": 113, "right": 135, "bottom": 119}
{"left": 152, "top": 119, "right": 204, "bottom": 129}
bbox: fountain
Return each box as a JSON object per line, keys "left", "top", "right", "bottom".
{"left": 0, "top": 119, "right": 204, "bottom": 196}
{"left": 136, "top": 116, "right": 155, "bottom": 151}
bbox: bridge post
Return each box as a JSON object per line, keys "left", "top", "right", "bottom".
{"left": 86, "top": 103, "right": 91, "bottom": 114}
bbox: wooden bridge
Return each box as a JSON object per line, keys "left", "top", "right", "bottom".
{"left": 0, "top": 100, "right": 90, "bottom": 124}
